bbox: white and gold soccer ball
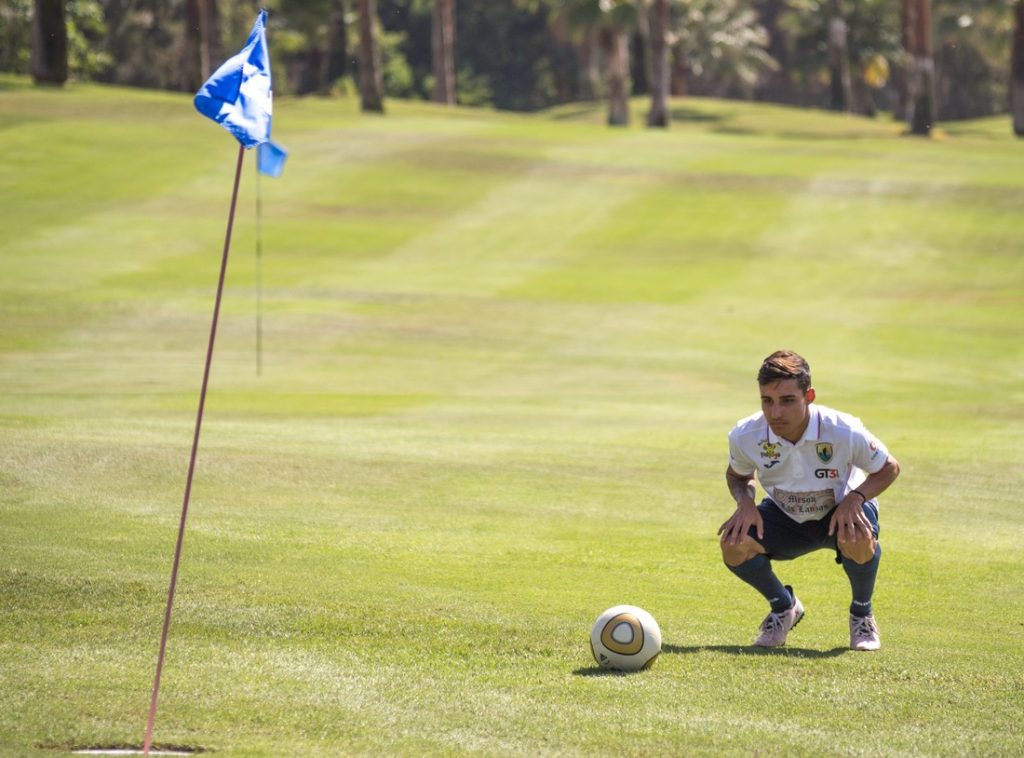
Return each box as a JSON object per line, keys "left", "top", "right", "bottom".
{"left": 589, "top": 605, "right": 662, "bottom": 671}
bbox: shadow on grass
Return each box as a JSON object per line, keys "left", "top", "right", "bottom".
{"left": 41, "top": 744, "right": 204, "bottom": 755}
{"left": 572, "top": 643, "right": 849, "bottom": 675}
{"left": 669, "top": 106, "right": 727, "bottom": 124}
{"left": 663, "top": 643, "right": 849, "bottom": 659}
{"left": 548, "top": 104, "right": 603, "bottom": 121}
{"left": 573, "top": 666, "right": 648, "bottom": 677}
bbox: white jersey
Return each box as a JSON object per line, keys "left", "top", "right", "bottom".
{"left": 728, "top": 403, "right": 889, "bottom": 523}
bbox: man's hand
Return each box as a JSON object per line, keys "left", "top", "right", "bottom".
{"left": 718, "top": 498, "right": 763, "bottom": 546}
{"left": 828, "top": 492, "right": 873, "bottom": 543}
{"left": 828, "top": 456, "right": 899, "bottom": 543}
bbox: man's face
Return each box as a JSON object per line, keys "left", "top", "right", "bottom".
{"left": 760, "top": 379, "right": 815, "bottom": 443}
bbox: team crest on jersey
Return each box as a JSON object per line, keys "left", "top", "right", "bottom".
{"left": 815, "top": 443, "right": 834, "bottom": 463}
{"left": 760, "top": 441, "right": 781, "bottom": 461}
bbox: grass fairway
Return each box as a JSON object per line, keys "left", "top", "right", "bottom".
{"left": 2, "top": 73, "right": 1023, "bottom": 756}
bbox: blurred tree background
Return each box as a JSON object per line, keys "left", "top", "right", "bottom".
{"left": 1, "top": 0, "right": 1019, "bottom": 123}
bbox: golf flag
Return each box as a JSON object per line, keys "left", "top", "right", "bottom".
{"left": 194, "top": 9, "right": 272, "bottom": 148}
{"left": 257, "top": 140, "right": 288, "bottom": 177}
{"left": 147, "top": 13, "right": 275, "bottom": 754}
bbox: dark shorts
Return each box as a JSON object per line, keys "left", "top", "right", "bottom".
{"left": 748, "top": 498, "right": 880, "bottom": 563}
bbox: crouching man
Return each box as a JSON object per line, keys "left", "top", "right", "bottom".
{"left": 718, "top": 350, "right": 900, "bottom": 651}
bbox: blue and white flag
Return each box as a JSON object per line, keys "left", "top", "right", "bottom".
{"left": 257, "top": 140, "right": 288, "bottom": 177}
{"left": 194, "top": 10, "right": 272, "bottom": 148}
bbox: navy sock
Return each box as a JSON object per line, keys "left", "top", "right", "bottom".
{"left": 842, "top": 542, "right": 881, "bottom": 617}
{"left": 727, "top": 554, "right": 792, "bottom": 613}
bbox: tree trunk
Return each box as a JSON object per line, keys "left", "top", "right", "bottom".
{"left": 431, "top": 0, "right": 456, "bottom": 104}
{"left": 908, "top": 0, "right": 934, "bottom": 135}
{"left": 826, "top": 0, "right": 852, "bottom": 112}
{"left": 358, "top": 0, "right": 385, "bottom": 112}
{"left": 634, "top": 0, "right": 652, "bottom": 95}
{"left": 31, "top": 0, "right": 67, "bottom": 85}
{"left": 321, "top": 0, "right": 348, "bottom": 93}
{"left": 646, "top": 0, "right": 670, "bottom": 127}
{"left": 1013, "top": 1, "right": 1024, "bottom": 136}
{"left": 181, "top": 0, "right": 220, "bottom": 92}
{"left": 601, "top": 27, "right": 630, "bottom": 126}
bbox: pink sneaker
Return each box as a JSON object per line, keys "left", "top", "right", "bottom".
{"left": 753, "top": 587, "right": 804, "bottom": 647}
{"left": 850, "top": 614, "right": 881, "bottom": 651}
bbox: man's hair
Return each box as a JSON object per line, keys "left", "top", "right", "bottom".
{"left": 758, "top": 350, "right": 811, "bottom": 392}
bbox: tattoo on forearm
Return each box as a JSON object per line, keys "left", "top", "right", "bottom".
{"left": 727, "top": 474, "right": 755, "bottom": 505}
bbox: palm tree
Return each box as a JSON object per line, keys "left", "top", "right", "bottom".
{"left": 1013, "top": 1, "right": 1024, "bottom": 135}
{"left": 432, "top": 0, "right": 457, "bottom": 104}
{"left": 557, "top": 0, "right": 637, "bottom": 126}
{"left": 31, "top": 0, "right": 67, "bottom": 85}
{"left": 670, "top": 0, "right": 775, "bottom": 99}
{"left": 601, "top": 25, "right": 631, "bottom": 125}
{"left": 647, "top": 0, "right": 671, "bottom": 127}
{"left": 357, "top": 0, "right": 385, "bottom": 112}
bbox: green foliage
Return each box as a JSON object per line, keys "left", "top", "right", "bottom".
{"left": 270, "top": 0, "right": 345, "bottom": 95}
{"left": 378, "top": 0, "right": 572, "bottom": 110}
{"left": 453, "top": 64, "right": 493, "bottom": 106}
{"left": 377, "top": 1, "right": 431, "bottom": 98}
{"left": 380, "top": 29, "right": 416, "bottom": 97}
{"left": 557, "top": 0, "right": 638, "bottom": 33}
{"left": 0, "top": 0, "right": 31, "bottom": 73}
{"left": 675, "top": 0, "right": 778, "bottom": 98}
{"left": 455, "top": 0, "right": 569, "bottom": 110}
{"left": 0, "top": 0, "right": 107, "bottom": 80}
{"left": 0, "top": 0, "right": 1017, "bottom": 117}
{"left": 222, "top": 0, "right": 266, "bottom": 51}
{"left": 933, "top": 0, "right": 1016, "bottom": 119}
{"left": 421, "top": 65, "right": 493, "bottom": 107}
{"left": 67, "top": 1, "right": 113, "bottom": 80}
{"left": 273, "top": 26, "right": 309, "bottom": 58}
{"left": 774, "top": 0, "right": 901, "bottom": 109}
{"left": 98, "top": 0, "right": 183, "bottom": 90}
{"left": 770, "top": 0, "right": 1013, "bottom": 118}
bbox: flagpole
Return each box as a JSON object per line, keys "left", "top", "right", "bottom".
{"left": 143, "top": 143, "right": 246, "bottom": 755}
{"left": 256, "top": 169, "right": 263, "bottom": 377}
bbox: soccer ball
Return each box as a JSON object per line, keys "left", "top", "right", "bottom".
{"left": 589, "top": 605, "right": 662, "bottom": 671}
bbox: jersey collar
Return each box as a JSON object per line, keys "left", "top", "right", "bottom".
{"left": 765, "top": 403, "right": 821, "bottom": 446}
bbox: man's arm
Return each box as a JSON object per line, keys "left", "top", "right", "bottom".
{"left": 726, "top": 466, "right": 757, "bottom": 508}
{"left": 719, "top": 466, "right": 763, "bottom": 545}
{"left": 828, "top": 455, "right": 901, "bottom": 541}
{"left": 851, "top": 455, "right": 901, "bottom": 502}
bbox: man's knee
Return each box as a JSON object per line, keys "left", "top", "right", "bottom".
{"left": 838, "top": 534, "right": 878, "bottom": 564}
{"left": 721, "top": 539, "right": 766, "bottom": 567}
